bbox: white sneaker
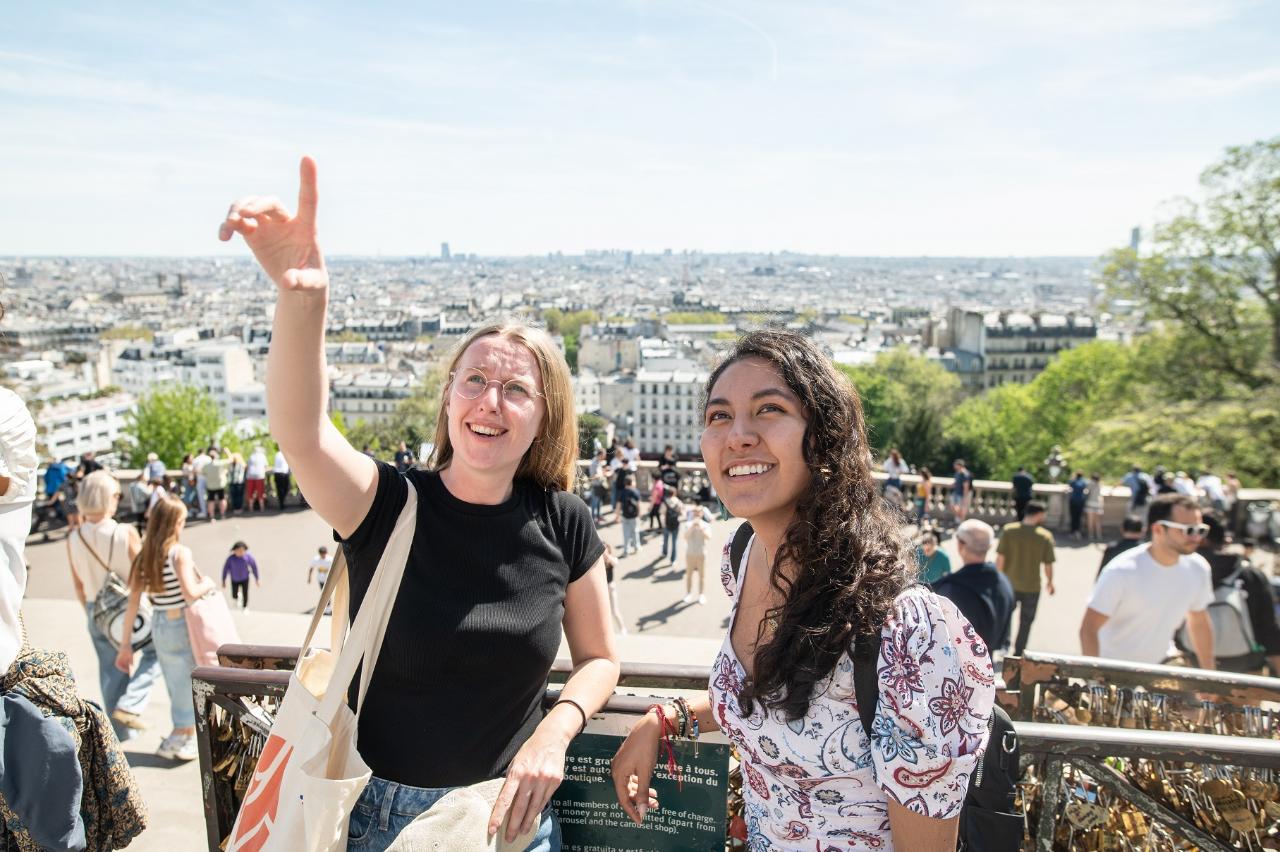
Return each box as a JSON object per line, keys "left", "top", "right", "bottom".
{"left": 157, "top": 732, "right": 198, "bottom": 761}
{"left": 681, "top": 593, "right": 694, "bottom": 604}
{"left": 698, "top": 594, "right": 707, "bottom": 605}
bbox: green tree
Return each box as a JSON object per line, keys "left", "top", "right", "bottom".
{"left": 577, "top": 412, "right": 607, "bottom": 459}
{"left": 386, "top": 366, "right": 447, "bottom": 452}
{"left": 665, "top": 311, "right": 727, "bottom": 324}
{"left": 1068, "top": 389, "right": 1280, "bottom": 486}
{"left": 122, "top": 384, "right": 226, "bottom": 467}
{"left": 100, "top": 325, "right": 154, "bottom": 342}
{"left": 542, "top": 308, "right": 564, "bottom": 335}
{"left": 1102, "top": 136, "right": 1280, "bottom": 388}
{"left": 840, "top": 348, "right": 962, "bottom": 468}
{"left": 941, "top": 383, "right": 1031, "bottom": 479}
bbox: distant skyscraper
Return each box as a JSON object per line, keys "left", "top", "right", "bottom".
{"left": 441, "top": 242, "right": 451, "bottom": 261}
{"left": 1129, "top": 227, "right": 1140, "bottom": 251}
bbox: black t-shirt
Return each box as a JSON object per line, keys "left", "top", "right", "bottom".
{"left": 338, "top": 462, "right": 604, "bottom": 787}
{"left": 1012, "top": 472, "right": 1033, "bottom": 500}
{"left": 620, "top": 487, "right": 642, "bottom": 518}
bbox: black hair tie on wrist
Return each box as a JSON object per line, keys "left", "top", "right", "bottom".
{"left": 553, "top": 697, "right": 589, "bottom": 736}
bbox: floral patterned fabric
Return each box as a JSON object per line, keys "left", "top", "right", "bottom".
{"left": 710, "top": 530, "right": 995, "bottom": 851}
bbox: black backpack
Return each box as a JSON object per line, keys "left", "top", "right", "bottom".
{"left": 729, "top": 523, "right": 1023, "bottom": 851}
{"left": 1133, "top": 476, "right": 1150, "bottom": 506}
{"left": 664, "top": 501, "right": 682, "bottom": 530}
{"left": 621, "top": 491, "right": 640, "bottom": 519}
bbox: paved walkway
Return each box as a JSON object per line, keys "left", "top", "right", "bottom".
{"left": 21, "top": 505, "right": 1126, "bottom": 850}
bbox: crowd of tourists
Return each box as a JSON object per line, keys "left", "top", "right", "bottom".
{"left": 3, "top": 162, "right": 1277, "bottom": 850}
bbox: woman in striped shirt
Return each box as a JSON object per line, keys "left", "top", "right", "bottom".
{"left": 116, "top": 494, "right": 216, "bottom": 762}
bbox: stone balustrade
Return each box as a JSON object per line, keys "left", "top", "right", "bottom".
{"left": 41, "top": 464, "right": 1280, "bottom": 537}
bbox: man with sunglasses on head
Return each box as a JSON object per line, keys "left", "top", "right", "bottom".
{"left": 1080, "top": 493, "right": 1215, "bottom": 667}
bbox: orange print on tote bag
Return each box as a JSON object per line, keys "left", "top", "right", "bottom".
{"left": 226, "top": 489, "right": 417, "bottom": 852}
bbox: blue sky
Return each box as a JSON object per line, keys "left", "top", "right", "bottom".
{"left": 3, "top": 1, "right": 1278, "bottom": 257}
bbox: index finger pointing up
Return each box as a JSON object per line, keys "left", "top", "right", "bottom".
{"left": 296, "top": 155, "right": 319, "bottom": 225}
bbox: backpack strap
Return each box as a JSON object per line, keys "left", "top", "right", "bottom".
{"left": 729, "top": 521, "right": 754, "bottom": 580}
{"left": 853, "top": 630, "right": 884, "bottom": 740}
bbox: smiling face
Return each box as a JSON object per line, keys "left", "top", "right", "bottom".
{"left": 444, "top": 334, "right": 546, "bottom": 483}
{"left": 700, "top": 357, "right": 811, "bottom": 528}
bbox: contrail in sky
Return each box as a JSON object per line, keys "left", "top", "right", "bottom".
{"left": 694, "top": 1, "right": 780, "bottom": 81}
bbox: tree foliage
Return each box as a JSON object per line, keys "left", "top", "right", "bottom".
{"left": 1103, "top": 136, "right": 1280, "bottom": 387}
{"left": 121, "top": 384, "right": 226, "bottom": 467}
{"left": 664, "top": 311, "right": 727, "bottom": 324}
{"left": 577, "top": 412, "right": 607, "bottom": 459}
{"left": 338, "top": 367, "right": 447, "bottom": 459}
{"left": 839, "top": 348, "right": 961, "bottom": 470}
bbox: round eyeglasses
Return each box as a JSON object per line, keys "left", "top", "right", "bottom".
{"left": 450, "top": 368, "right": 544, "bottom": 405}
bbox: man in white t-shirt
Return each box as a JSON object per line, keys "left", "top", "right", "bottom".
{"left": 1080, "top": 493, "right": 1215, "bottom": 667}
{"left": 307, "top": 545, "right": 333, "bottom": 614}
{"left": 246, "top": 446, "right": 268, "bottom": 511}
{"left": 192, "top": 447, "right": 213, "bottom": 518}
{"left": 1196, "top": 470, "right": 1227, "bottom": 511}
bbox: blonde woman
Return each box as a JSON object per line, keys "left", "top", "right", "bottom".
{"left": 115, "top": 495, "right": 215, "bottom": 761}
{"left": 219, "top": 157, "right": 619, "bottom": 851}
{"left": 67, "top": 470, "right": 160, "bottom": 741}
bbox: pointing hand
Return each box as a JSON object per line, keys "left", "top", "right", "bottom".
{"left": 218, "top": 156, "right": 328, "bottom": 292}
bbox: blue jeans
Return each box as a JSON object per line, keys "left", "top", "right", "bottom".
{"left": 347, "top": 775, "right": 560, "bottom": 852}
{"left": 587, "top": 492, "right": 602, "bottom": 521}
{"left": 86, "top": 603, "right": 160, "bottom": 741}
{"left": 151, "top": 609, "right": 196, "bottom": 728}
{"left": 661, "top": 527, "right": 679, "bottom": 562}
{"left": 619, "top": 517, "right": 639, "bottom": 555}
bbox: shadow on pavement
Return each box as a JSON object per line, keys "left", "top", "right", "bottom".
{"left": 124, "top": 752, "right": 190, "bottom": 771}
{"left": 636, "top": 600, "right": 694, "bottom": 631}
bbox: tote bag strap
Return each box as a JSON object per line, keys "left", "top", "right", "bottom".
{"left": 318, "top": 484, "right": 418, "bottom": 720}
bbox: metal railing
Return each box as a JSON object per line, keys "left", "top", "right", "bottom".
{"left": 193, "top": 646, "right": 1280, "bottom": 852}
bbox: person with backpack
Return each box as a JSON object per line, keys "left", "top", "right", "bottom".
{"left": 65, "top": 470, "right": 160, "bottom": 742}
{"left": 618, "top": 473, "right": 642, "bottom": 556}
{"left": 1123, "top": 464, "right": 1153, "bottom": 515}
{"left": 660, "top": 492, "right": 683, "bottom": 567}
{"left": 1080, "top": 493, "right": 1215, "bottom": 667}
{"left": 1179, "top": 514, "right": 1280, "bottom": 674}
{"left": 932, "top": 520, "right": 1015, "bottom": 656}
{"left": 610, "top": 330, "right": 1003, "bottom": 850}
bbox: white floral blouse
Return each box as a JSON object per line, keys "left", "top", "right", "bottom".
{"left": 709, "top": 530, "right": 996, "bottom": 851}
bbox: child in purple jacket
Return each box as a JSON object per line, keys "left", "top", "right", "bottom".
{"left": 221, "top": 541, "right": 260, "bottom": 610}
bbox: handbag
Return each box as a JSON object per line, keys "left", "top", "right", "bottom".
{"left": 82, "top": 528, "right": 153, "bottom": 652}
{"left": 226, "top": 487, "right": 418, "bottom": 852}
{"left": 185, "top": 586, "right": 242, "bottom": 668}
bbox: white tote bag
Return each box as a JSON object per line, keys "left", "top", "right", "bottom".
{"left": 226, "top": 488, "right": 417, "bottom": 852}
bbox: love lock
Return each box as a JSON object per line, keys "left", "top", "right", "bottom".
{"left": 1064, "top": 798, "right": 1109, "bottom": 831}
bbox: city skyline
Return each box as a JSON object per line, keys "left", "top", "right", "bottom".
{"left": 4, "top": 1, "right": 1278, "bottom": 257}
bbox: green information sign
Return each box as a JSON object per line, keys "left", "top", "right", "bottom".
{"left": 552, "top": 732, "right": 729, "bottom": 852}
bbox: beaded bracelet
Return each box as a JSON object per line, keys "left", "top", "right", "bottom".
{"left": 647, "top": 703, "right": 683, "bottom": 790}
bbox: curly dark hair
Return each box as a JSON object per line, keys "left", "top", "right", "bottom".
{"left": 706, "top": 330, "right": 913, "bottom": 721}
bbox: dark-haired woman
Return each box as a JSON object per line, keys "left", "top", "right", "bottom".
{"left": 611, "top": 330, "right": 994, "bottom": 850}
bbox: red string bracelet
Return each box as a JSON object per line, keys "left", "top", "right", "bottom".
{"left": 647, "top": 703, "right": 683, "bottom": 790}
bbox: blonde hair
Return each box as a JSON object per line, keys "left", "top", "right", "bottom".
{"left": 78, "top": 470, "right": 120, "bottom": 516}
{"left": 132, "top": 495, "right": 186, "bottom": 595}
{"left": 429, "top": 323, "right": 578, "bottom": 491}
